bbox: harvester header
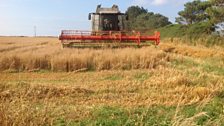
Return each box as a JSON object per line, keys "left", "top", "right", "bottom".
{"left": 59, "top": 5, "right": 160, "bottom": 48}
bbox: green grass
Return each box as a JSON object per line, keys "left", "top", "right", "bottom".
{"left": 157, "top": 24, "right": 187, "bottom": 38}
{"left": 199, "top": 98, "right": 224, "bottom": 125}
{"left": 170, "top": 56, "right": 224, "bottom": 88}
{"left": 157, "top": 24, "right": 224, "bottom": 47}
{"left": 133, "top": 72, "right": 150, "bottom": 82}
{"left": 170, "top": 57, "right": 199, "bottom": 70}
{"left": 74, "top": 106, "right": 174, "bottom": 126}
{"left": 102, "top": 72, "right": 150, "bottom": 82}
{"left": 171, "top": 56, "right": 224, "bottom": 75}
{"left": 201, "top": 63, "right": 224, "bottom": 76}
{"left": 54, "top": 97, "right": 224, "bottom": 126}
{"left": 103, "top": 74, "right": 123, "bottom": 81}
{"left": 217, "top": 89, "right": 224, "bottom": 98}
{"left": 54, "top": 118, "right": 67, "bottom": 126}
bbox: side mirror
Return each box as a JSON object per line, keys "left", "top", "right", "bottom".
{"left": 88, "top": 13, "right": 91, "bottom": 20}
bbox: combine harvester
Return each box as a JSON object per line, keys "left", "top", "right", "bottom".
{"left": 59, "top": 5, "right": 160, "bottom": 48}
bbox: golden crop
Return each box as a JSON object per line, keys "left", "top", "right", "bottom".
{"left": 0, "top": 37, "right": 223, "bottom": 126}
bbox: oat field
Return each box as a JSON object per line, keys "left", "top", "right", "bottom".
{"left": 0, "top": 37, "right": 224, "bottom": 126}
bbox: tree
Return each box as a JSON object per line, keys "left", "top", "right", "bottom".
{"left": 125, "top": 6, "right": 171, "bottom": 30}
{"left": 176, "top": 0, "right": 212, "bottom": 24}
{"left": 206, "top": 0, "right": 224, "bottom": 35}
{"left": 206, "top": 0, "right": 224, "bottom": 23}
{"left": 125, "top": 6, "right": 148, "bottom": 20}
{"left": 125, "top": 6, "right": 148, "bottom": 30}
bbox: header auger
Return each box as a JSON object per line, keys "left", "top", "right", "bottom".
{"left": 59, "top": 5, "right": 160, "bottom": 48}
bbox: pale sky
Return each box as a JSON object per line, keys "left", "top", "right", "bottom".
{"left": 0, "top": 0, "right": 192, "bottom": 36}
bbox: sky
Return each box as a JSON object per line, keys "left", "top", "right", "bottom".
{"left": 0, "top": 0, "right": 193, "bottom": 36}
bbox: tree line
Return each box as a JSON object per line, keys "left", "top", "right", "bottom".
{"left": 125, "top": 0, "right": 224, "bottom": 35}
{"left": 125, "top": 6, "right": 171, "bottom": 30}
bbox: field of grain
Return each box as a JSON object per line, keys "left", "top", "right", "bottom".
{"left": 0, "top": 37, "right": 224, "bottom": 126}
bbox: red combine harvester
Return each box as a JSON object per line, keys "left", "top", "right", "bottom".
{"left": 59, "top": 5, "right": 160, "bottom": 48}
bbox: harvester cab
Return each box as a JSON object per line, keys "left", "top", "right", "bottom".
{"left": 59, "top": 5, "right": 160, "bottom": 48}
{"left": 89, "top": 5, "right": 127, "bottom": 31}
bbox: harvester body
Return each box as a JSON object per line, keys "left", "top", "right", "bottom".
{"left": 59, "top": 5, "right": 160, "bottom": 48}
